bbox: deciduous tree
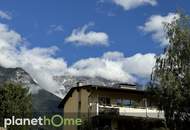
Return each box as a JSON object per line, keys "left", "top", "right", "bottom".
{"left": 149, "top": 13, "right": 190, "bottom": 130}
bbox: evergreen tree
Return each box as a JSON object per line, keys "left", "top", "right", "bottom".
{"left": 0, "top": 83, "right": 32, "bottom": 130}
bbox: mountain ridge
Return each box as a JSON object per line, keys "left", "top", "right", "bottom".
{"left": 0, "top": 65, "right": 141, "bottom": 113}
{"left": 0, "top": 66, "right": 62, "bottom": 113}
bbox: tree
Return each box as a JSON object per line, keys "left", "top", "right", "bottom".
{"left": 149, "top": 12, "right": 190, "bottom": 130}
{"left": 0, "top": 83, "right": 32, "bottom": 130}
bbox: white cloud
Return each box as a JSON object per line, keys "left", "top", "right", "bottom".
{"left": 69, "top": 51, "right": 156, "bottom": 83}
{"left": 103, "top": 51, "right": 124, "bottom": 60}
{"left": 0, "top": 10, "right": 12, "bottom": 20}
{"left": 70, "top": 57, "right": 135, "bottom": 83}
{"left": 65, "top": 23, "right": 109, "bottom": 46}
{"left": 0, "top": 22, "right": 67, "bottom": 98}
{"left": 112, "top": 0, "right": 157, "bottom": 10}
{"left": 48, "top": 25, "right": 64, "bottom": 34}
{"left": 122, "top": 53, "right": 156, "bottom": 77}
{"left": 0, "top": 22, "right": 156, "bottom": 98}
{"left": 139, "top": 13, "right": 179, "bottom": 46}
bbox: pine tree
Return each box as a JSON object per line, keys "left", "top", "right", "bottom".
{"left": 0, "top": 83, "right": 32, "bottom": 130}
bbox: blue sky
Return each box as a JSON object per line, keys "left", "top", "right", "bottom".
{"left": 1, "top": 0, "right": 189, "bottom": 63}
{"left": 0, "top": 0, "right": 190, "bottom": 95}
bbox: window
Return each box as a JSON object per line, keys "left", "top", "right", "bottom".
{"left": 123, "top": 99, "right": 131, "bottom": 106}
{"left": 116, "top": 99, "right": 122, "bottom": 106}
{"left": 131, "top": 100, "right": 139, "bottom": 108}
{"left": 116, "top": 99, "right": 131, "bottom": 107}
{"left": 115, "top": 99, "right": 139, "bottom": 107}
{"left": 98, "top": 97, "right": 111, "bottom": 106}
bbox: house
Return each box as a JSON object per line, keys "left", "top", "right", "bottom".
{"left": 58, "top": 84, "right": 165, "bottom": 130}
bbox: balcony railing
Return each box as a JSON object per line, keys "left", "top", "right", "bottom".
{"left": 99, "top": 106, "right": 119, "bottom": 115}
{"left": 98, "top": 105, "right": 164, "bottom": 119}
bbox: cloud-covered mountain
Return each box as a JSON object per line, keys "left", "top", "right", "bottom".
{"left": 0, "top": 66, "right": 128, "bottom": 111}
{"left": 0, "top": 64, "right": 146, "bottom": 114}
{"left": 53, "top": 74, "right": 121, "bottom": 97}
{"left": 0, "top": 66, "right": 38, "bottom": 91}
{"left": 0, "top": 65, "right": 125, "bottom": 98}
{"left": 0, "top": 66, "right": 62, "bottom": 113}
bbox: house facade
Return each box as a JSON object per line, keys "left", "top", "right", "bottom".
{"left": 59, "top": 84, "right": 165, "bottom": 130}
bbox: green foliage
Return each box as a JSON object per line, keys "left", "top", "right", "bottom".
{"left": 0, "top": 82, "right": 32, "bottom": 130}
{"left": 79, "top": 120, "right": 94, "bottom": 130}
{"left": 149, "top": 12, "right": 190, "bottom": 130}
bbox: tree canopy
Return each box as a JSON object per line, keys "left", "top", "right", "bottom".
{"left": 0, "top": 83, "right": 32, "bottom": 130}
{"left": 149, "top": 13, "right": 190, "bottom": 130}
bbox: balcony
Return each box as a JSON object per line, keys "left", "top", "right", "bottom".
{"left": 98, "top": 105, "right": 164, "bottom": 119}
